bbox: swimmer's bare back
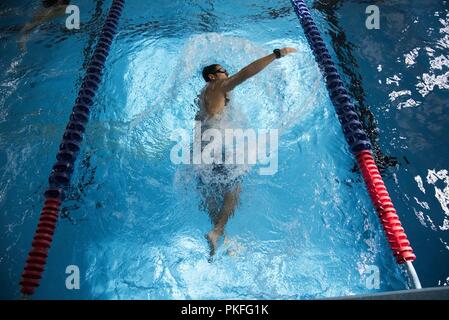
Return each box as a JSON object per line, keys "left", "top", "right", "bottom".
{"left": 201, "top": 47, "right": 297, "bottom": 117}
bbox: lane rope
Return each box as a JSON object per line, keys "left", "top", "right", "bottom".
{"left": 20, "top": 0, "right": 125, "bottom": 297}
{"left": 290, "top": 0, "right": 421, "bottom": 289}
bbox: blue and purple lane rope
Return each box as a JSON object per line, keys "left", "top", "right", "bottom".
{"left": 20, "top": 0, "right": 125, "bottom": 297}
{"left": 290, "top": 0, "right": 421, "bottom": 288}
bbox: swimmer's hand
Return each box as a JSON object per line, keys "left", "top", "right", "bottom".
{"left": 279, "top": 47, "right": 297, "bottom": 57}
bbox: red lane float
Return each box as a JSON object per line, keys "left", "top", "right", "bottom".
{"left": 356, "top": 150, "right": 415, "bottom": 263}
{"left": 20, "top": 196, "right": 62, "bottom": 295}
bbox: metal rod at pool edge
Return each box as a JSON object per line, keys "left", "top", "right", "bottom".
{"left": 406, "top": 261, "right": 422, "bottom": 289}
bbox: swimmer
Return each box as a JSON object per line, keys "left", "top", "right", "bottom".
{"left": 196, "top": 47, "right": 297, "bottom": 259}
{"left": 19, "top": 0, "right": 70, "bottom": 51}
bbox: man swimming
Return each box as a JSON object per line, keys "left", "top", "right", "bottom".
{"left": 196, "top": 47, "right": 297, "bottom": 259}
{"left": 19, "top": 0, "right": 70, "bottom": 51}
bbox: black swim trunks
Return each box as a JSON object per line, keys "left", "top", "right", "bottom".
{"left": 197, "top": 162, "right": 242, "bottom": 196}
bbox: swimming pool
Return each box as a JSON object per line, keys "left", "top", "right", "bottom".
{"left": 0, "top": 0, "right": 447, "bottom": 299}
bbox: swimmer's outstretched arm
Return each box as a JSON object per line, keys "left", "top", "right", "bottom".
{"left": 220, "top": 47, "right": 297, "bottom": 92}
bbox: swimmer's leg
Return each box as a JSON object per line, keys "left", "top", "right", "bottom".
{"left": 204, "top": 195, "right": 220, "bottom": 225}
{"left": 206, "top": 183, "right": 241, "bottom": 259}
{"left": 18, "top": 8, "right": 47, "bottom": 51}
{"left": 18, "top": 5, "right": 68, "bottom": 51}
{"left": 18, "top": 23, "right": 35, "bottom": 51}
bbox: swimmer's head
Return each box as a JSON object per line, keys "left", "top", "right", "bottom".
{"left": 202, "top": 64, "right": 229, "bottom": 82}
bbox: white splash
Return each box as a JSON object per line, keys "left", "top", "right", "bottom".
{"left": 397, "top": 98, "right": 421, "bottom": 109}
{"left": 388, "top": 90, "right": 411, "bottom": 102}
{"left": 414, "top": 197, "right": 430, "bottom": 210}
{"left": 386, "top": 74, "right": 401, "bottom": 86}
{"left": 416, "top": 71, "right": 449, "bottom": 97}
{"left": 426, "top": 169, "right": 449, "bottom": 230}
{"left": 430, "top": 54, "right": 449, "bottom": 70}
{"left": 414, "top": 175, "right": 426, "bottom": 194}
{"left": 404, "top": 48, "right": 420, "bottom": 66}
{"left": 414, "top": 14, "right": 449, "bottom": 97}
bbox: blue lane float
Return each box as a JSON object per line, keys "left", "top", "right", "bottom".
{"left": 290, "top": 0, "right": 372, "bottom": 153}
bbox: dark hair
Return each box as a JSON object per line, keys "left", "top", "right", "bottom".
{"left": 202, "top": 64, "right": 220, "bottom": 82}
{"left": 42, "top": 0, "right": 70, "bottom": 8}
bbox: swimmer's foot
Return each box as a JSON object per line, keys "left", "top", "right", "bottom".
{"left": 224, "top": 236, "right": 242, "bottom": 256}
{"left": 206, "top": 228, "right": 223, "bottom": 261}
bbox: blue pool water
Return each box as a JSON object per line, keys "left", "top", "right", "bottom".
{"left": 0, "top": 0, "right": 447, "bottom": 299}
